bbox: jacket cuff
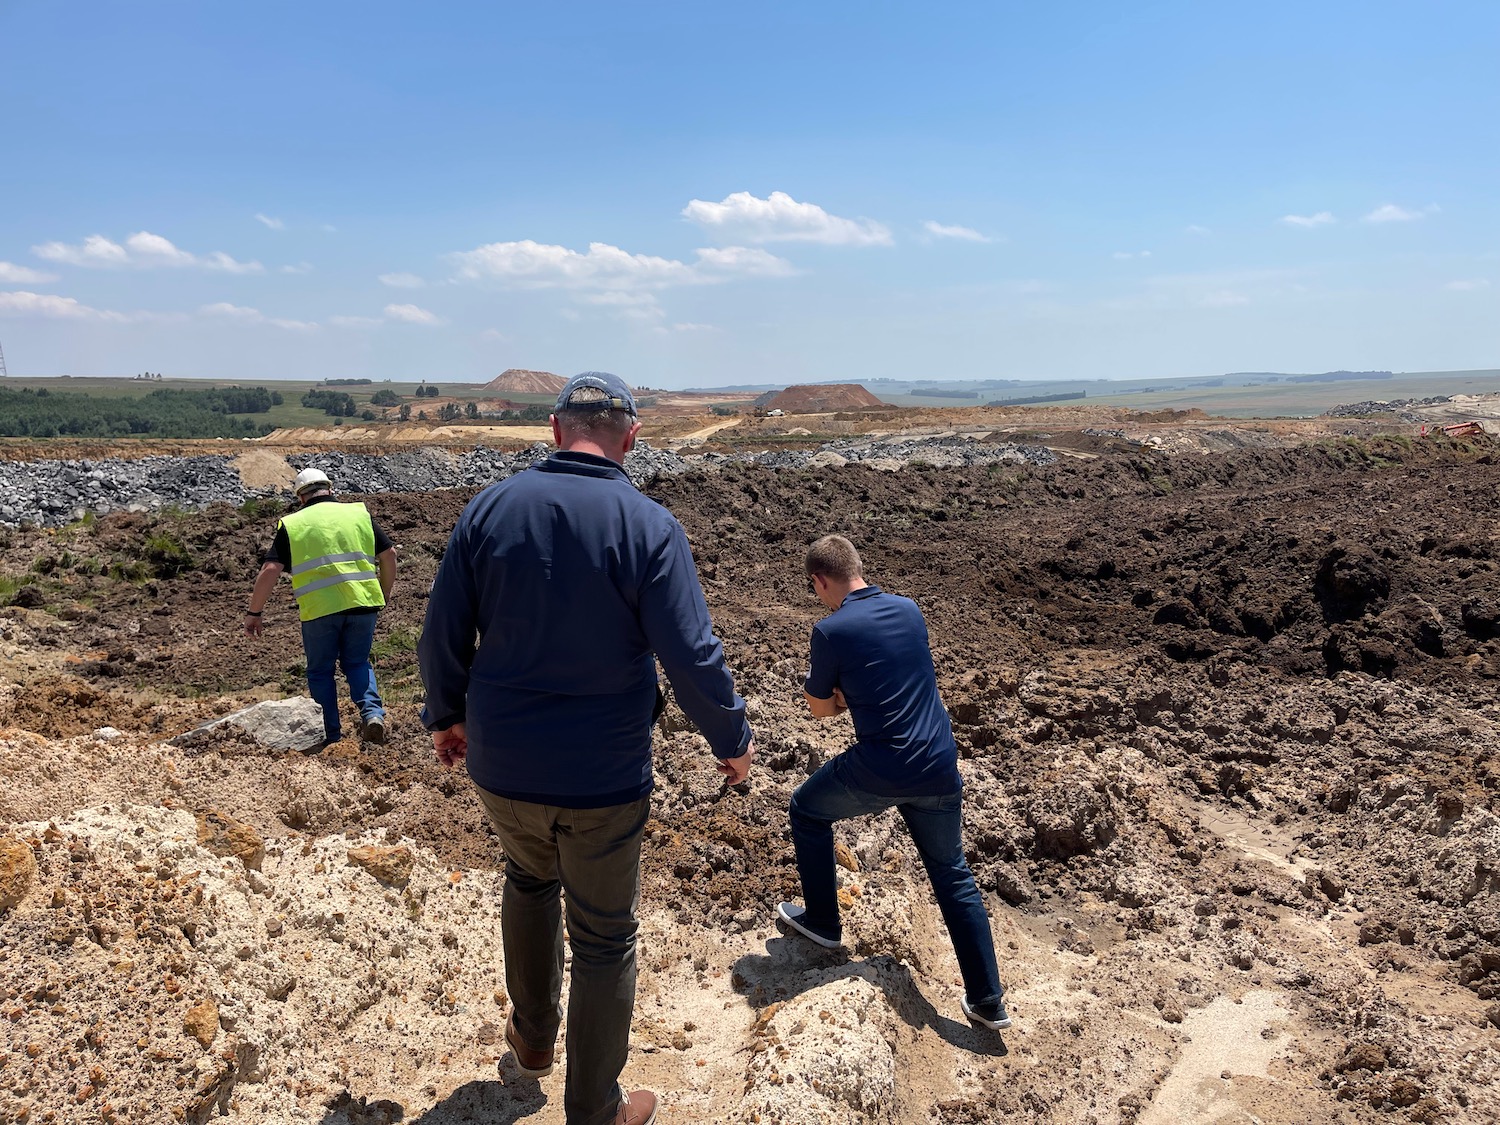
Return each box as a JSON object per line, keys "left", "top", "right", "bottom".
{"left": 714, "top": 721, "right": 753, "bottom": 759}
{"left": 421, "top": 706, "right": 465, "bottom": 732}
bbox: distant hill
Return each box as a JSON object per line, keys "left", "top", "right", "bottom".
{"left": 753, "top": 384, "right": 885, "bottom": 414}
{"left": 484, "top": 369, "right": 567, "bottom": 395}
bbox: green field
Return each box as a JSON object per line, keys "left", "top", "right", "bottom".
{"left": 4, "top": 370, "right": 1499, "bottom": 427}
{"left": 1081, "top": 371, "right": 1500, "bottom": 417}
{"left": 882, "top": 369, "right": 1500, "bottom": 417}
{"left": 0, "top": 375, "right": 551, "bottom": 430}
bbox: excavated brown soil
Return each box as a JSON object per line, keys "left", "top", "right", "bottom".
{"left": 3, "top": 432, "right": 1500, "bottom": 1123}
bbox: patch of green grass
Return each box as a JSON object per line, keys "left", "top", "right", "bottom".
{"left": 142, "top": 531, "right": 194, "bottom": 577}
{"left": 0, "top": 574, "right": 30, "bottom": 602}
{"left": 239, "top": 496, "right": 289, "bottom": 520}
{"left": 372, "top": 625, "right": 420, "bottom": 662}
{"left": 107, "top": 559, "right": 149, "bottom": 583}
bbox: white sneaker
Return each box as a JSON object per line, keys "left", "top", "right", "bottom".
{"left": 775, "top": 902, "right": 843, "bottom": 949}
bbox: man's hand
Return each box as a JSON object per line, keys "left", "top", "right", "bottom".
{"left": 715, "top": 738, "right": 755, "bottom": 785}
{"left": 244, "top": 613, "right": 264, "bottom": 638}
{"left": 832, "top": 688, "right": 847, "bottom": 713}
{"left": 432, "top": 723, "right": 468, "bottom": 768}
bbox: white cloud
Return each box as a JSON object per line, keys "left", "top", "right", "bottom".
{"left": 34, "top": 231, "right": 263, "bottom": 273}
{"left": 254, "top": 213, "right": 285, "bottom": 231}
{"left": 1199, "top": 290, "right": 1251, "bottom": 307}
{"left": 670, "top": 322, "right": 717, "bottom": 332}
{"left": 321, "top": 224, "right": 338, "bottom": 233}
{"left": 682, "top": 191, "right": 892, "bottom": 246}
{"left": 1279, "top": 212, "right": 1336, "bottom": 228}
{"left": 1007, "top": 279, "right": 1061, "bottom": 295}
{"left": 449, "top": 239, "right": 794, "bottom": 290}
{"left": 1445, "top": 278, "right": 1490, "bottom": 291}
{"left": 384, "top": 303, "right": 444, "bottom": 326}
{"left": 578, "top": 291, "right": 665, "bottom": 322}
{"left": 1185, "top": 224, "right": 1211, "bottom": 236}
{"left": 0, "top": 289, "right": 130, "bottom": 322}
{"left": 922, "top": 220, "right": 991, "bottom": 243}
{"left": 200, "top": 302, "right": 316, "bottom": 330}
{"left": 34, "top": 234, "right": 130, "bottom": 267}
{"left": 201, "top": 250, "right": 263, "bottom": 274}
{"left": 1363, "top": 203, "right": 1438, "bottom": 224}
{"left": 379, "top": 272, "right": 427, "bottom": 288}
{"left": 1112, "top": 250, "right": 1152, "bottom": 260}
{"left": 281, "top": 262, "right": 315, "bottom": 275}
{"left": 329, "top": 315, "right": 383, "bottom": 329}
{"left": 126, "top": 231, "right": 197, "bottom": 266}
{"left": 477, "top": 328, "right": 507, "bottom": 342}
{"left": 692, "top": 245, "right": 798, "bottom": 277}
{"left": 0, "top": 262, "right": 58, "bottom": 284}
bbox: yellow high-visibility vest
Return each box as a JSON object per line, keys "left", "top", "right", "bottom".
{"left": 280, "top": 502, "right": 384, "bottom": 622}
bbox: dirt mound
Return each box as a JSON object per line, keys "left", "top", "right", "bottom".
{"left": 4, "top": 432, "right": 1500, "bottom": 1122}
{"left": 753, "top": 383, "right": 885, "bottom": 414}
{"left": 483, "top": 369, "right": 567, "bottom": 395}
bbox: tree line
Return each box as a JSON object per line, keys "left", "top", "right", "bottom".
{"left": 0, "top": 386, "right": 277, "bottom": 438}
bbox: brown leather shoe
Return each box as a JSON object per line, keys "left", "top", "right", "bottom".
{"left": 504, "top": 1013, "right": 554, "bottom": 1078}
{"left": 616, "top": 1088, "right": 658, "bottom": 1124}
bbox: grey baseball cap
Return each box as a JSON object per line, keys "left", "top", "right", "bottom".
{"left": 554, "top": 371, "right": 638, "bottom": 417}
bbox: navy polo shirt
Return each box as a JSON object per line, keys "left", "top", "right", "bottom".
{"left": 805, "top": 585, "right": 962, "bottom": 797}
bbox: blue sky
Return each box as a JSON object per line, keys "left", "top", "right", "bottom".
{"left": 1, "top": 1, "right": 1495, "bottom": 387}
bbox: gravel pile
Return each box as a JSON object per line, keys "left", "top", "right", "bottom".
{"left": 0, "top": 436, "right": 1055, "bottom": 527}
{"left": 817, "top": 434, "right": 1058, "bottom": 469}
{"left": 0, "top": 455, "right": 246, "bottom": 527}
{"left": 1324, "top": 396, "right": 1450, "bottom": 421}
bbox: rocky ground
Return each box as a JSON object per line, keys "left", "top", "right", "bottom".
{"left": 2, "top": 422, "right": 1500, "bottom": 1124}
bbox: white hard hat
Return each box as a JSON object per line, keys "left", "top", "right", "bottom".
{"left": 293, "top": 467, "right": 332, "bottom": 495}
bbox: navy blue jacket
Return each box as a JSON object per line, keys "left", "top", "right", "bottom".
{"left": 804, "top": 585, "right": 963, "bottom": 797}
{"left": 418, "top": 450, "right": 751, "bottom": 807}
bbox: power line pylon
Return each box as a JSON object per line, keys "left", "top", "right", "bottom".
{"left": 0, "top": 340, "right": 8, "bottom": 377}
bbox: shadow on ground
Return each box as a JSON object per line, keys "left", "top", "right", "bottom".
{"left": 733, "top": 934, "right": 1008, "bottom": 1058}
{"left": 318, "top": 1079, "right": 550, "bottom": 1124}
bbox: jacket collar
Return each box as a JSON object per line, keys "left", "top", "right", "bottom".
{"left": 538, "top": 449, "right": 631, "bottom": 482}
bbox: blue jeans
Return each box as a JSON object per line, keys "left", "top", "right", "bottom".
{"left": 789, "top": 754, "right": 1004, "bottom": 1008}
{"left": 300, "top": 611, "right": 383, "bottom": 741}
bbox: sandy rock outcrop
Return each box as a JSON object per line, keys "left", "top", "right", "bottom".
{"left": 0, "top": 834, "right": 36, "bottom": 911}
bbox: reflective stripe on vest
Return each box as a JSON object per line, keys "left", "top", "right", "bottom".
{"left": 279, "top": 501, "right": 385, "bottom": 622}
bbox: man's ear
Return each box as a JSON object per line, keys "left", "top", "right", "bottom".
{"left": 550, "top": 414, "right": 563, "bottom": 447}
{"left": 623, "top": 420, "right": 642, "bottom": 454}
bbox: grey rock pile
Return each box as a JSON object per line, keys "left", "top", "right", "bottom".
{"left": 1324, "top": 397, "right": 1450, "bottom": 422}
{"left": 0, "top": 455, "right": 246, "bottom": 527}
{"left": 0, "top": 435, "right": 1056, "bottom": 528}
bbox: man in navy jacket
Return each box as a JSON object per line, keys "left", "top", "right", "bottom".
{"left": 418, "top": 372, "right": 753, "bottom": 1125}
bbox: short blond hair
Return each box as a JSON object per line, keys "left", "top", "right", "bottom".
{"left": 805, "top": 535, "right": 863, "bottom": 582}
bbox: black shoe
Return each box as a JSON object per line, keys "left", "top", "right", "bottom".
{"left": 360, "top": 716, "right": 386, "bottom": 745}
{"left": 775, "top": 902, "right": 843, "bottom": 949}
{"left": 962, "top": 995, "right": 1013, "bottom": 1031}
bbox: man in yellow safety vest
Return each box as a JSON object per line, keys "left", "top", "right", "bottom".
{"left": 244, "top": 467, "right": 397, "bottom": 748}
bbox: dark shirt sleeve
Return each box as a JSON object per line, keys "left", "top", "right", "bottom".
{"left": 804, "top": 624, "right": 838, "bottom": 699}
{"left": 417, "top": 519, "right": 479, "bottom": 731}
{"left": 639, "top": 522, "right": 752, "bottom": 759}
{"left": 265, "top": 525, "right": 291, "bottom": 568}
{"left": 370, "top": 520, "right": 393, "bottom": 554}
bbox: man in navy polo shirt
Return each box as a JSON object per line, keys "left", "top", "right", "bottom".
{"left": 418, "top": 372, "right": 755, "bottom": 1125}
{"left": 776, "top": 534, "right": 1012, "bottom": 1032}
